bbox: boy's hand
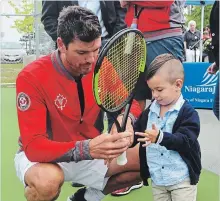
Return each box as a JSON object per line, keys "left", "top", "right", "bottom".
{"left": 136, "top": 124, "right": 159, "bottom": 146}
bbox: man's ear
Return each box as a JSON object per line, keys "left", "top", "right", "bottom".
{"left": 57, "top": 37, "right": 66, "bottom": 53}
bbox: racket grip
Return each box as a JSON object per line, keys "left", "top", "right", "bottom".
{"left": 117, "top": 151, "right": 127, "bottom": 166}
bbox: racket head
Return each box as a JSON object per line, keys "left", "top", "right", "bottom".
{"left": 93, "top": 28, "right": 147, "bottom": 113}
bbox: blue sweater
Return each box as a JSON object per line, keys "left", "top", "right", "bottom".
{"left": 132, "top": 101, "right": 201, "bottom": 186}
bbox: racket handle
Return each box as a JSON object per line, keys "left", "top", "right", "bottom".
{"left": 117, "top": 151, "right": 127, "bottom": 166}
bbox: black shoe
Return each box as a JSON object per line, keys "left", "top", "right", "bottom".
{"left": 71, "top": 182, "right": 85, "bottom": 188}
{"left": 67, "top": 187, "right": 87, "bottom": 201}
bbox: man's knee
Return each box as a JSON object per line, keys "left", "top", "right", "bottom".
{"left": 25, "top": 163, "right": 64, "bottom": 201}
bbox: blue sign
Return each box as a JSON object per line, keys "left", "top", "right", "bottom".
{"left": 182, "top": 62, "right": 219, "bottom": 108}
{"left": 186, "top": 0, "right": 214, "bottom": 5}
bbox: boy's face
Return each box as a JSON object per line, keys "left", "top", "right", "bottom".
{"left": 58, "top": 37, "right": 101, "bottom": 77}
{"left": 147, "top": 72, "right": 183, "bottom": 106}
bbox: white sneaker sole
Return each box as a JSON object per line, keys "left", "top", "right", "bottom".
{"left": 112, "top": 182, "right": 143, "bottom": 196}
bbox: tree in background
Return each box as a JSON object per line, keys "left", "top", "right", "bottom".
{"left": 185, "top": 5, "right": 213, "bottom": 30}
{"left": 8, "top": 0, "right": 34, "bottom": 54}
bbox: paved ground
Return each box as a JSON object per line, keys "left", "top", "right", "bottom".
{"left": 197, "top": 109, "right": 220, "bottom": 175}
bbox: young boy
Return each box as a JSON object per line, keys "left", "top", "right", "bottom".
{"left": 133, "top": 53, "right": 201, "bottom": 201}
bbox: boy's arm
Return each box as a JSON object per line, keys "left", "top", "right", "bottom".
{"left": 159, "top": 108, "right": 200, "bottom": 153}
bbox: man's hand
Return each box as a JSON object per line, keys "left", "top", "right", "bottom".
{"left": 110, "top": 115, "right": 134, "bottom": 147}
{"left": 89, "top": 131, "right": 132, "bottom": 160}
{"left": 207, "top": 62, "right": 219, "bottom": 74}
{"left": 136, "top": 124, "right": 159, "bottom": 146}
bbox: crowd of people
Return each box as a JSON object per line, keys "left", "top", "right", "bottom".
{"left": 14, "top": 1, "right": 219, "bottom": 201}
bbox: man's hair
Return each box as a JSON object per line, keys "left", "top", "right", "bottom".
{"left": 146, "top": 53, "right": 184, "bottom": 83}
{"left": 188, "top": 20, "right": 196, "bottom": 28}
{"left": 57, "top": 6, "right": 102, "bottom": 47}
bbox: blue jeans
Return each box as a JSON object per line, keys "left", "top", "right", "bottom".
{"left": 213, "top": 76, "right": 219, "bottom": 120}
{"left": 135, "top": 36, "right": 184, "bottom": 101}
{"left": 146, "top": 36, "right": 184, "bottom": 65}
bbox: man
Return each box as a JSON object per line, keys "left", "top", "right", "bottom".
{"left": 184, "top": 20, "right": 201, "bottom": 62}
{"left": 41, "top": 0, "right": 127, "bottom": 135}
{"left": 15, "top": 6, "right": 142, "bottom": 201}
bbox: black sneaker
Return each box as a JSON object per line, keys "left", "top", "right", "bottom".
{"left": 71, "top": 182, "right": 85, "bottom": 188}
{"left": 67, "top": 187, "right": 87, "bottom": 201}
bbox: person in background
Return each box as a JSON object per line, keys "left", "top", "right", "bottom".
{"left": 207, "top": 0, "right": 219, "bottom": 120}
{"left": 205, "top": 25, "right": 211, "bottom": 37}
{"left": 41, "top": 1, "right": 127, "bottom": 48}
{"left": 119, "top": 0, "right": 185, "bottom": 112}
{"left": 184, "top": 20, "right": 201, "bottom": 62}
{"left": 202, "top": 30, "right": 212, "bottom": 62}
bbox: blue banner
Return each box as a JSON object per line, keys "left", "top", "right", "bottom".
{"left": 186, "top": 0, "right": 214, "bottom": 5}
{"left": 182, "top": 62, "right": 219, "bottom": 108}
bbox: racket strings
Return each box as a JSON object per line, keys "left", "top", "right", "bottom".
{"left": 98, "top": 32, "right": 145, "bottom": 111}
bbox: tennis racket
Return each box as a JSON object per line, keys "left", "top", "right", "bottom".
{"left": 93, "top": 28, "right": 147, "bottom": 165}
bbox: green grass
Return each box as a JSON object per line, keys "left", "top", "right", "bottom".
{"left": 1, "top": 63, "right": 23, "bottom": 84}
{"left": 1, "top": 88, "right": 219, "bottom": 201}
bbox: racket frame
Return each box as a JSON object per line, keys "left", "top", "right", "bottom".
{"left": 93, "top": 28, "right": 146, "bottom": 115}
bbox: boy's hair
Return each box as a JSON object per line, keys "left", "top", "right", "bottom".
{"left": 146, "top": 53, "right": 184, "bottom": 83}
{"left": 57, "top": 6, "right": 102, "bottom": 47}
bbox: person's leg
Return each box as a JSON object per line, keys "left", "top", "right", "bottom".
{"left": 170, "top": 178, "right": 197, "bottom": 201}
{"left": 14, "top": 151, "right": 64, "bottom": 201}
{"left": 186, "top": 49, "right": 193, "bottom": 62}
{"left": 68, "top": 144, "right": 141, "bottom": 201}
{"left": 213, "top": 76, "right": 219, "bottom": 119}
{"left": 196, "top": 49, "right": 200, "bottom": 62}
{"left": 24, "top": 163, "right": 64, "bottom": 201}
{"left": 151, "top": 182, "right": 172, "bottom": 201}
{"left": 147, "top": 36, "right": 184, "bottom": 65}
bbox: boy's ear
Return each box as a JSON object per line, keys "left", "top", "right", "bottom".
{"left": 57, "top": 37, "right": 66, "bottom": 53}
{"left": 175, "top": 79, "right": 183, "bottom": 91}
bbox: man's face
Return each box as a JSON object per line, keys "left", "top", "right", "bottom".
{"left": 58, "top": 37, "right": 101, "bottom": 77}
{"left": 190, "top": 23, "right": 196, "bottom": 32}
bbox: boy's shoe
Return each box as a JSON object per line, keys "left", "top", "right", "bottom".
{"left": 111, "top": 182, "right": 143, "bottom": 196}
{"left": 67, "top": 187, "right": 87, "bottom": 201}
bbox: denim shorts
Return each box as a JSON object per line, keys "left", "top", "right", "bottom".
{"left": 134, "top": 36, "right": 184, "bottom": 101}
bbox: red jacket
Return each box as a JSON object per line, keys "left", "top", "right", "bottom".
{"left": 125, "top": 1, "right": 185, "bottom": 41}
{"left": 16, "top": 51, "right": 142, "bottom": 162}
